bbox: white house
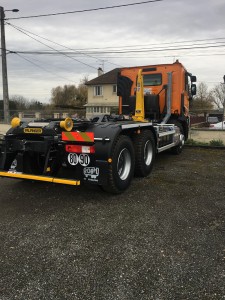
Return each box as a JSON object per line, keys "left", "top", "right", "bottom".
{"left": 85, "top": 68, "right": 120, "bottom": 119}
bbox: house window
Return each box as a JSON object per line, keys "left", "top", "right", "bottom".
{"left": 93, "top": 106, "right": 98, "bottom": 113}
{"left": 113, "top": 85, "right": 117, "bottom": 93}
{"left": 94, "top": 85, "right": 103, "bottom": 96}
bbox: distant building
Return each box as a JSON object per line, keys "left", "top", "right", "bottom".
{"left": 207, "top": 109, "right": 223, "bottom": 122}
{"left": 85, "top": 68, "right": 120, "bottom": 119}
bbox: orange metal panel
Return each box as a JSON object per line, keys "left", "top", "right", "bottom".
{"left": 119, "top": 61, "right": 187, "bottom": 116}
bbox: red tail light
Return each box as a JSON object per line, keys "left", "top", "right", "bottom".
{"left": 65, "top": 145, "right": 95, "bottom": 153}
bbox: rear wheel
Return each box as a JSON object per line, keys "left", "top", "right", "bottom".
{"left": 133, "top": 130, "right": 155, "bottom": 177}
{"left": 102, "top": 135, "right": 135, "bottom": 194}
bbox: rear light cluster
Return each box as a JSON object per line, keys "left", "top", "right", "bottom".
{"left": 65, "top": 145, "right": 95, "bottom": 153}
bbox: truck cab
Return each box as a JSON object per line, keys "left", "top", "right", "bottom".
{"left": 117, "top": 60, "right": 197, "bottom": 139}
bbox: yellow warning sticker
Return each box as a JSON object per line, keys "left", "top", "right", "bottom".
{"left": 24, "top": 128, "right": 43, "bottom": 134}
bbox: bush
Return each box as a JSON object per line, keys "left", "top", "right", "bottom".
{"left": 209, "top": 139, "right": 224, "bottom": 147}
{"left": 185, "top": 139, "right": 209, "bottom": 146}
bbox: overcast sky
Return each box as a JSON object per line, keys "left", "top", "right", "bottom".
{"left": 1, "top": 0, "right": 225, "bottom": 103}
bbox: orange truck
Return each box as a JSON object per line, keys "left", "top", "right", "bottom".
{"left": 117, "top": 60, "right": 197, "bottom": 140}
{"left": 0, "top": 61, "right": 196, "bottom": 193}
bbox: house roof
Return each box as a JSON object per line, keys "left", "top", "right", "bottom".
{"left": 86, "top": 68, "right": 120, "bottom": 85}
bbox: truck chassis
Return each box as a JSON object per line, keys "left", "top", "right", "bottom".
{"left": 0, "top": 117, "right": 183, "bottom": 193}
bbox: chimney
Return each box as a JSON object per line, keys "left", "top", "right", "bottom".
{"left": 98, "top": 67, "right": 104, "bottom": 77}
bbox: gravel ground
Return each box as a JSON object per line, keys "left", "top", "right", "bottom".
{"left": 0, "top": 147, "right": 225, "bottom": 300}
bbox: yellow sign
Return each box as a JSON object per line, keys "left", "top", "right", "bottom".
{"left": 24, "top": 128, "right": 42, "bottom": 134}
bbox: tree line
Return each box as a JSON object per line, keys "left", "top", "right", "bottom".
{"left": 0, "top": 96, "right": 44, "bottom": 119}
{"left": 0, "top": 77, "right": 88, "bottom": 119}
{"left": 190, "top": 82, "right": 225, "bottom": 112}
{"left": 51, "top": 77, "right": 88, "bottom": 108}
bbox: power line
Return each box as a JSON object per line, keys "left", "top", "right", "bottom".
{"left": 79, "top": 44, "right": 225, "bottom": 54}
{"left": 7, "top": 22, "right": 123, "bottom": 68}
{"left": 11, "top": 41, "right": 225, "bottom": 55}
{"left": 11, "top": 43, "right": 225, "bottom": 55}
{"left": 7, "top": 23, "right": 98, "bottom": 70}
{"left": 15, "top": 53, "right": 76, "bottom": 82}
{"left": 6, "top": 23, "right": 225, "bottom": 67}
{"left": 15, "top": 53, "right": 82, "bottom": 81}
{"left": 71, "top": 37, "right": 225, "bottom": 52}
{"left": 79, "top": 53, "right": 225, "bottom": 59}
{"left": 7, "top": 22, "right": 100, "bottom": 61}
{"left": 6, "top": 0, "right": 163, "bottom": 20}
{"left": 7, "top": 24, "right": 224, "bottom": 55}
{"left": 7, "top": 23, "right": 225, "bottom": 53}
{"left": 83, "top": 41, "right": 225, "bottom": 53}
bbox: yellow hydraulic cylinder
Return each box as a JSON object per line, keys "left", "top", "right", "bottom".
{"left": 132, "top": 69, "right": 146, "bottom": 122}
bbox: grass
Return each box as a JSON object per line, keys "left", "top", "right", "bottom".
{"left": 185, "top": 139, "right": 209, "bottom": 146}
{"left": 185, "top": 139, "right": 224, "bottom": 147}
{"left": 209, "top": 139, "right": 224, "bottom": 147}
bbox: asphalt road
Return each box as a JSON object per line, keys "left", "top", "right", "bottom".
{"left": 0, "top": 147, "right": 225, "bottom": 300}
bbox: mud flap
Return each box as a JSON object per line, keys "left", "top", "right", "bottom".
{"left": 82, "top": 160, "right": 109, "bottom": 185}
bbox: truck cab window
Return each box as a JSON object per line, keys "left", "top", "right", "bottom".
{"left": 143, "top": 74, "right": 162, "bottom": 86}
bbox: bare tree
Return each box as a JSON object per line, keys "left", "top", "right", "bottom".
{"left": 51, "top": 85, "right": 76, "bottom": 106}
{"left": 28, "top": 100, "right": 43, "bottom": 110}
{"left": 10, "top": 95, "right": 28, "bottom": 110}
{"left": 190, "top": 82, "right": 214, "bottom": 112}
{"left": 211, "top": 83, "right": 225, "bottom": 109}
{"left": 51, "top": 77, "right": 88, "bottom": 107}
{"left": 76, "top": 77, "right": 88, "bottom": 105}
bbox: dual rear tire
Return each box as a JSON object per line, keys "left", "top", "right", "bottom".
{"left": 133, "top": 130, "right": 155, "bottom": 177}
{"left": 102, "top": 131, "right": 155, "bottom": 194}
{"left": 102, "top": 135, "right": 135, "bottom": 194}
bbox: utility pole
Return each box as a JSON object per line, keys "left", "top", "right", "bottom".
{"left": 223, "top": 75, "right": 225, "bottom": 130}
{"left": 0, "top": 6, "right": 10, "bottom": 123}
{"left": 0, "top": 7, "right": 19, "bottom": 124}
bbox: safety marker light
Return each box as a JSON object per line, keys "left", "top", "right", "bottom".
{"left": 60, "top": 117, "right": 73, "bottom": 132}
{"left": 11, "top": 117, "right": 21, "bottom": 128}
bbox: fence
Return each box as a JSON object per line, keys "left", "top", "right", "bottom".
{"left": 0, "top": 109, "right": 86, "bottom": 122}
{"left": 189, "top": 128, "right": 225, "bottom": 143}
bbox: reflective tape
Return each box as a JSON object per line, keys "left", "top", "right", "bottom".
{"left": 62, "top": 131, "right": 94, "bottom": 142}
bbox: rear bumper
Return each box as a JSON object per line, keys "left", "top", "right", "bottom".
{"left": 0, "top": 171, "right": 80, "bottom": 186}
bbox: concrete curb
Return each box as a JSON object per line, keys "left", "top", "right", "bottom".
{"left": 0, "top": 124, "right": 11, "bottom": 135}
{"left": 184, "top": 144, "right": 225, "bottom": 150}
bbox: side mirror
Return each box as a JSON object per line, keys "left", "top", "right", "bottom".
{"left": 191, "top": 75, "right": 197, "bottom": 83}
{"left": 191, "top": 84, "right": 197, "bottom": 96}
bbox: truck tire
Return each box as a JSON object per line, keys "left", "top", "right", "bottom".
{"left": 102, "top": 135, "right": 135, "bottom": 194}
{"left": 170, "top": 121, "right": 184, "bottom": 155}
{"left": 133, "top": 130, "right": 155, "bottom": 177}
